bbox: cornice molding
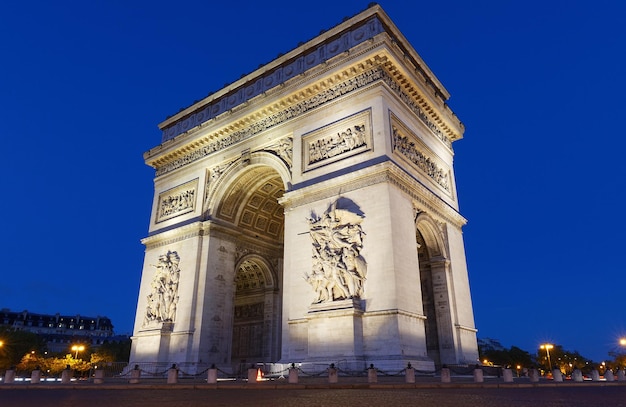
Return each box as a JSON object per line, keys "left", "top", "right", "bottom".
{"left": 148, "top": 44, "right": 461, "bottom": 178}
{"left": 280, "top": 161, "right": 466, "bottom": 229}
{"left": 142, "top": 218, "right": 283, "bottom": 255}
{"left": 141, "top": 221, "right": 206, "bottom": 250}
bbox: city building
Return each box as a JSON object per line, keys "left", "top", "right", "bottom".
{"left": 0, "top": 308, "right": 117, "bottom": 353}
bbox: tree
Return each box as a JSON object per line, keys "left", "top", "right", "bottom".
{"left": 0, "top": 327, "right": 46, "bottom": 369}
{"left": 90, "top": 338, "right": 131, "bottom": 364}
{"left": 536, "top": 344, "right": 592, "bottom": 374}
{"left": 480, "top": 345, "right": 533, "bottom": 368}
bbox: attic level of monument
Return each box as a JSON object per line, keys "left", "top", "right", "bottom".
{"left": 147, "top": 51, "right": 462, "bottom": 177}
{"left": 146, "top": 8, "right": 463, "bottom": 177}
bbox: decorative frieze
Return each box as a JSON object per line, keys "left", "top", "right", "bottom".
{"left": 280, "top": 162, "right": 466, "bottom": 229}
{"left": 264, "top": 136, "right": 293, "bottom": 168}
{"left": 160, "top": 17, "right": 386, "bottom": 142}
{"left": 391, "top": 117, "right": 451, "bottom": 194}
{"left": 382, "top": 72, "right": 452, "bottom": 149}
{"left": 154, "top": 62, "right": 453, "bottom": 177}
{"left": 154, "top": 67, "right": 385, "bottom": 177}
{"left": 156, "top": 179, "right": 198, "bottom": 223}
{"left": 303, "top": 110, "right": 371, "bottom": 172}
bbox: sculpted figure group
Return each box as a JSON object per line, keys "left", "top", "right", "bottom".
{"left": 305, "top": 201, "right": 367, "bottom": 303}
{"left": 308, "top": 124, "right": 366, "bottom": 165}
{"left": 144, "top": 251, "right": 181, "bottom": 326}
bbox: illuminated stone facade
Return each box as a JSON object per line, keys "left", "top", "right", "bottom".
{"left": 130, "top": 4, "right": 478, "bottom": 373}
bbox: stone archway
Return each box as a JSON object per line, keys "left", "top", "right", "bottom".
{"left": 231, "top": 257, "right": 278, "bottom": 364}
{"left": 416, "top": 215, "right": 455, "bottom": 366}
{"left": 212, "top": 164, "right": 285, "bottom": 365}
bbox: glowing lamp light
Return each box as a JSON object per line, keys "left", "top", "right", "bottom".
{"left": 71, "top": 345, "right": 85, "bottom": 359}
{"left": 540, "top": 343, "right": 554, "bottom": 371}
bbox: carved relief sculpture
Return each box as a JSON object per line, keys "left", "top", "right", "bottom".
{"left": 305, "top": 200, "right": 367, "bottom": 303}
{"left": 308, "top": 124, "right": 366, "bottom": 165}
{"left": 156, "top": 179, "right": 198, "bottom": 222}
{"left": 144, "top": 251, "right": 181, "bottom": 326}
{"left": 266, "top": 136, "right": 293, "bottom": 168}
{"left": 392, "top": 126, "right": 450, "bottom": 192}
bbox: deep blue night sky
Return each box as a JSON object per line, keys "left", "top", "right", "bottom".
{"left": 1, "top": 0, "right": 625, "bottom": 362}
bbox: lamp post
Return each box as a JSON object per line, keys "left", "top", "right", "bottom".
{"left": 540, "top": 344, "right": 554, "bottom": 371}
{"left": 71, "top": 345, "right": 85, "bottom": 359}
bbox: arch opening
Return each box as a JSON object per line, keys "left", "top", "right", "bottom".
{"left": 213, "top": 165, "right": 284, "bottom": 366}
{"left": 417, "top": 228, "right": 441, "bottom": 365}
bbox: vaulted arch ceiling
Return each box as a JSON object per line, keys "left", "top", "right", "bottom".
{"left": 215, "top": 166, "right": 284, "bottom": 241}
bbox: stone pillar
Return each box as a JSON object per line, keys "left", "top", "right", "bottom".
{"left": 552, "top": 369, "right": 563, "bottom": 382}
{"left": 605, "top": 369, "right": 615, "bottom": 382}
{"left": 502, "top": 368, "right": 513, "bottom": 383}
{"left": 30, "top": 368, "right": 41, "bottom": 384}
{"left": 129, "top": 365, "right": 141, "bottom": 384}
{"left": 4, "top": 368, "right": 16, "bottom": 384}
{"left": 167, "top": 364, "right": 178, "bottom": 384}
{"left": 617, "top": 369, "right": 626, "bottom": 382}
{"left": 61, "top": 366, "right": 72, "bottom": 384}
{"left": 405, "top": 363, "right": 415, "bottom": 383}
{"left": 529, "top": 368, "right": 539, "bottom": 382}
{"left": 207, "top": 365, "right": 218, "bottom": 384}
{"left": 93, "top": 369, "right": 105, "bottom": 384}
{"left": 572, "top": 368, "right": 583, "bottom": 382}
{"left": 473, "top": 365, "right": 484, "bottom": 383}
{"left": 367, "top": 364, "right": 377, "bottom": 383}
{"left": 328, "top": 364, "right": 338, "bottom": 384}
{"left": 440, "top": 367, "right": 451, "bottom": 383}
{"left": 288, "top": 365, "right": 299, "bottom": 384}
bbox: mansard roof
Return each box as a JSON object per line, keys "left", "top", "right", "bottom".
{"left": 157, "top": 4, "right": 456, "bottom": 144}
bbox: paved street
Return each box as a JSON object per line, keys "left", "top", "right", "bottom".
{"left": 2, "top": 384, "right": 626, "bottom": 407}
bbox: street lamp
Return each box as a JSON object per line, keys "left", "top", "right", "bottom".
{"left": 71, "top": 345, "right": 85, "bottom": 359}
{"left": 620, "top": 338, "right": 626, "bottom": 347}
{"left": 540, "top": 344, "right": 554, "bottom": 371}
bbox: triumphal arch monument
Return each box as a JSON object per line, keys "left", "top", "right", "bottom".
{"left": 130, "top": 4, "right": 479, "bottom": 373}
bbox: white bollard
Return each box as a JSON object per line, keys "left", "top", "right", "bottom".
{"left": 93, "top": 369, "right": 105, "bottom": 384}
{"left": 605, "top": 369, "right": 615, "bottom": 382}
{"left": 591, "top": 369, "right": 600, "bottom": 381}
{"left": 473, "top": 366, "right": 484, "bottom": 383}
{"left": 247, "top": 368, "right": 258, "bottom": 383}
{"left": 288, "top": 365, "right": 298, "bottom": 384}
{"left": 440, "top": 367, "right": 451, "bottom": 383}
{"left": 529, "top": 368, "right": 539, "bottom": 382}
{"left": 31, "top": 369, "right": 41, "bottom": 384}
{"left": 328, "top": 364, "right": 338, "bottom": 384}
{"left": 61, "top": 366, "right": 72, "bottom": 384}
{"left": 207, "top": 366, "right": 218, "bottom": 384}
{"left": 167, "top": 365, "right": 178, "bottom": 384}
{"left": 617, "top": 369, "right": 626, "bottom": 382}
{"left": 129, "top": 366, "right": 141, "bottom": 384}
{"left": 502, "top": 368, "right": 514, "bottom": 383}
{"left": 4, "top": 369, "right": 16, "bottom": 384}
{"left": 572, "top": 369, "right": 583, "bottom": 382}
{"left": 405, "top": 364, "right": 415, "bottom": 383}
{"left": 367, "top": 364, "right": 377, "bottom": 383}
{"left": 552, "top": 369, "right": 563, "bottom": 382}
